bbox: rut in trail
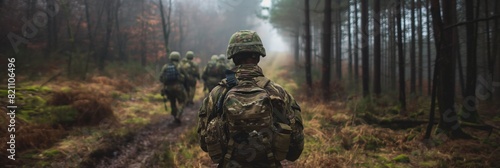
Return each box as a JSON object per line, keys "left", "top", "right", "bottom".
{"left": 94, "top": 101, "right": 201, "bottom": 168}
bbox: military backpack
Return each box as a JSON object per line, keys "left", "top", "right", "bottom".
{"left": 161, "top": 63, "right": 180, "bottom": 85}
{"left": 204, "top": 70, "right": 292, "bottom": 167}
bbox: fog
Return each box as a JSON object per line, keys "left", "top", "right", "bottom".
{"left": 0, "top": 0, "right": 290, "bottom": 67}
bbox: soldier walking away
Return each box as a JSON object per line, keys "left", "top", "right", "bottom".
{"left": 181, "top": 51, "right": 200, "bottom": 106}
{"left": 160, "top": 51, "right": 189, "bottom": 126}
{"left": 202, "top": 55, "right": 227, "bottom": 92}
{"left": 197, "top": 30, "right": 304, "bottom": 167}
{"left": 220, "top": 54, "right": 235, "bottom": 69}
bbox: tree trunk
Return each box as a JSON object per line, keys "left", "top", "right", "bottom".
{"left": 426, "top": 0, "right": 432, "bottom": 96}
{"left": 83, "top": 0, "right": 95, "bottom": 79}
{"left": 410, "top": 0, "right": 416, "bottom": 95}
{"left": 390, "top": 8, "right": 397, "bottom": 90}
{"left": 461, "top": 0, "right": 479, "bottom": 123}
{"left": 348, "top": 0, "right": 353, "bottom": 78}
{"left": 115, "top": 0, "right": 127, "bottom": 62}
{"left": 336, "top": 0, "right": 342, "bottom": 81}
{"left": 99, "top": 0, "right": 114, "bottom": 71}
{"left": 361, "top": 0, "right": 369, "bottom": 97}
{"left": 457, "top": 47, "right": 465, "bottom": 96}
{"left": 373, "top": 0, "right": 381, "bottom": 95}
{"left": 27, "top": 0, "right": 37, "bottom": 19}
{"left": 431, "top": 0, "right": 468, "bottom": 138}
{"left": 304, "top": 0, "right": 313, "bottom": 92}
{"left": 495, "top": 1, "right": 500, "bottom": 101}
{"left": 484, "top": 0, "right": 492, "bottom": 79}
{"left": 322, "top": 0, "right": 332, "bottom": 100}
{"left": 397, "top": 0, "right": 407, "bottom": 113}
{"left": 141, "top": 0, "right": 147, "bottom": 66}
{"left": 62, "top": 0, "right": 75, "bottom": 77}
{"left": 178, "top": 4, "right": 183, "bottom": 55}
{"left": 418, "top": 0, "right": 424, "bottom": 95}
{"left": 46, "top": 0, "right": 57, "bottom": 56}
{"left": 354, "top": 0, "right": 359, "bottom": 83}
{"left": 159, "top": 0, "right": 172, "bottom": 56}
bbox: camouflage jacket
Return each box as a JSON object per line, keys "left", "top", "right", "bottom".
{"left": 202, "top": 60, "right": 227, "bottom": 82}
{"left": 197, "top": 64, "right": 304, "bottom": 163}
{"left": 180, "top": 58, "right": 200, "bottom": 81}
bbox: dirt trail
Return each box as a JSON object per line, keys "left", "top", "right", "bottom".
{"left": 93, "top": 101, "right": 201, "bottom": 168}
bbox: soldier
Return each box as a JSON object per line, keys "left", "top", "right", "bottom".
{"left": 220, "top": 54, "right": 235, "bottom": 69}
{"left": 197, "top": 30, "right": 304, "bottom": 167}
{"left": 160, "top": 51, "right": 188, "bottom": 126}
{"left": 181, "top": 51, "right": 200, "bottom": 105}
{"left": 202, "top": 55, "right": 226, "bottom": 92}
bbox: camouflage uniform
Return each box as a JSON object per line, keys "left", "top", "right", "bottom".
{"left": 160, "top": 51, "right": 188, "bottom": 124}
{"left": 202, "top": 55, "right": 227, "bottom": 92}
{"left": 197, "top": 30, "right": 304, "bottom": 167}
{"left": 180, "top": 51, "right": 200, "bottom": 105}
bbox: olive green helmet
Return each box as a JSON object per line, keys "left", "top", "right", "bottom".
{"left": 226, "top": 30, "right": 266, "bottom": 59}
{"left": 185, "top": 51, "right": 194, "bottom": 60}
{"left": 211, "top": 55, "right": 218, "bottom": 61}
{"left": 169, "top": 51, "right": 181, "bottom": 61}
{"left": 218, "top": 55, "right": 226, "bottom": 61}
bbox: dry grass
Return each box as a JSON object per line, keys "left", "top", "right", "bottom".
{"left": 48, "top": 81, "right": 116, "bottom": 126}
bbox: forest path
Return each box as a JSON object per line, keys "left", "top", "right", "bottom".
{"left": 94, "top": 100, "right": 202, "bottom": 168}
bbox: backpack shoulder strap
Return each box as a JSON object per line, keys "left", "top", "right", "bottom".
{"left": 208, "top": 70, "right": 238, "bottom": 121}
{"left": 216, "top": 70, "right": 237, "bottom": 112}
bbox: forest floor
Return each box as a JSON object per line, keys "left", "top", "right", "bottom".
{"left": 1, "top": 53, "right": 500, "bottom": 167}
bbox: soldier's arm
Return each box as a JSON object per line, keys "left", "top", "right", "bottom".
{"left": 159, "top": 65, "right": 167, "bottom": 83}
{"left": 197, "top": 86, "right": 224, "bottom": 152}
{"left": 198, "top": 96, "right": 210, "bottom": 152}
{"left": 194, "top": 63, "right": 201, "bottom": 79}
{"left": 285, "top": 93, "right": 304, "bottom": 161}
{"left": 178, "top": 64, "right": 188, "bottom": 81}
{"left": 201, "top": 66, "right": 208, "bottom": 81}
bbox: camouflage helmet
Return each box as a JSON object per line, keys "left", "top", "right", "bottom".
{"left": 226, "top": 30, "right": 266, "bottom": 59}
{"left": 185, "top": 51, "right": 194, "bottom": 60}
{"left": 219, "top": 54, "right": 225, "bottom": 58}
{"left": 218, "top": 55, "right": 226, "bottom": 61}
{"left": 169, "top": 51, "right": 181, "bottom": 61}
{"left": 211, "top": 55, "right": 218, "bottom": 61}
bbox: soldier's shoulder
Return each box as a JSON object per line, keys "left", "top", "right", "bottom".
{"left": 266, "top": 80, "right": 291, "bottom": 96}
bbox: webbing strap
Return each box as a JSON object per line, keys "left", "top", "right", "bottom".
{"left": 223, "top": 139, "right": 235, "bottom": 166}
{"left": 263, "top": 137, "right": 277, "bottom": 168}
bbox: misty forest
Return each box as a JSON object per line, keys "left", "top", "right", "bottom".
{"left": 1, "top": 0, "right": 500, "bottom": 167}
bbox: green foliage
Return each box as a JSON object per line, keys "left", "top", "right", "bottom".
{"left": 19, "top": 86, "right": 52, "bottom": 92}
{"left": 347, "top": 96, "right": 374, "bottom": 114}
{"left": 123, "top": 117, "right": 149, "bottom": 125}
{"left": 392, "top": 154, "right": 410, "bottom": 163}
{"left": 17, "top": 95, "right": 47, "bottom": 122}
{"left": 155, "top": 145, "right": 175, "bottom": 168}
{"left": 47, "top": 105, "right": 79, "bottom": 125}
{"left": 184, "top": 127, "right": 199, "bottom": 146}
{"left": 41, "top": 149, "right": 62, "bottom": 158}
{"left": 111, "top": 91, "right": 128, "bottom": 101}
{"left": 353, "top": 135, "right": 384, "bottom": 150}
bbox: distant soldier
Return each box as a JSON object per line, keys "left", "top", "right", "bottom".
{"left": 220, "top": 54, "right": 235, "bottom": 69}
{"left": 202, "top": 55, "right": 227, "bottom": 92}
{"left": 160, "top": 51, "right": 188, "bottom": 125}
{"left": 181, "top": 51, "right": 200, "bottom": 105}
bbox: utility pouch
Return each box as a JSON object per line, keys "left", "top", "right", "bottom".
{"left": 273, "top": 122, "right": 292, "bottom": 161}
